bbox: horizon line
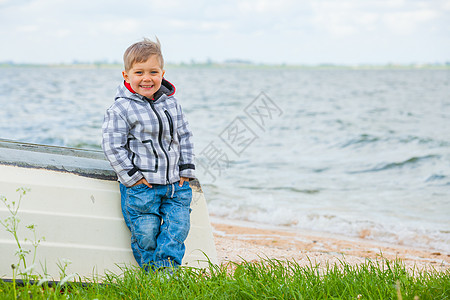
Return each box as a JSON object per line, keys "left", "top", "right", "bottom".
{"left": 1, "top": 60, "right": 450, "bottom": 69}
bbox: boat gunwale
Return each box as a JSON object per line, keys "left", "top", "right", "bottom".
{"left": 0, "top": 139, "right": 202, "bottom": 190}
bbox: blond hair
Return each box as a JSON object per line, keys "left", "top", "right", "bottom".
{"left": 123, "top": 37, "right": 164, "bottom": 71}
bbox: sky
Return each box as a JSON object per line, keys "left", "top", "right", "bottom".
{"left": 1, "top": 0, "right": 449, "bottom": 65}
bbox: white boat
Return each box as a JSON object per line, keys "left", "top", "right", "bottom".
{"left": 0, "top": 139, "right": 217, "bottom": 281}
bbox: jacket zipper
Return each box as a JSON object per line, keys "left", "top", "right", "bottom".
{"left": 164, "top": 110, "right": 174, "bottom": 151}
{"left": 148, "top": 99, "right": 170, "bottom": 183}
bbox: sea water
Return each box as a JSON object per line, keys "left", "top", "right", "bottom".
{"left": 0, "top": 66, "right": 449, "bottom": 252}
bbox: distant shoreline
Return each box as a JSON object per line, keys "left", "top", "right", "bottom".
{"left": 1, "top": 62, "right": 449, "bottom": 70}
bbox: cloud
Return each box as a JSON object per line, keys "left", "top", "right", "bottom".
{"left": 97, "top": 19, "right": 140, "bottom": 36}
{"left": 382, "top": 9, "right": 440, "bottom": 34}
{"left": 0, "top": 0, "right": 448, "bottom": 64}
{"left": 237, "top": 0, "right": 298, "bottom": 14}
{"left": 0, "top": 0, "right": 32, "bottom": 7}
{"left": 309, "top": 1, "right": 444, "bottom": 38}
{"left": 16, "top": 25, "right": 39, "bottom": 33}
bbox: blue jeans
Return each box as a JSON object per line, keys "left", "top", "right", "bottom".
{"left": 119, "top": 181, "right": 192, "bottom": 269}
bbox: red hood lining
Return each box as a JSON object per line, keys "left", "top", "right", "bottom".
{"left": 124, "top": 79, "right": 175, "bottom": 100}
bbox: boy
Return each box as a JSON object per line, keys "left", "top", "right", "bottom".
{"left": 102, "top": 38, "right": 195, "bottom": 271}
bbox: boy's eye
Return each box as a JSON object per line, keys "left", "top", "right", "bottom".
{"left": 135, "top": 71, "right": 143, "bottom": 75}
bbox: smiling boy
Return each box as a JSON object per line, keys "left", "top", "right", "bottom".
{"left": 102, "top": 38, "right": 195, "bottom": 271}
{"left": 123, "top": 54, "right": 164, "bottom": 102}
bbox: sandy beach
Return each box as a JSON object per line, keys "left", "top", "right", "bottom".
{"left": 210, "top": 216, "right": 450, "bottom": 272}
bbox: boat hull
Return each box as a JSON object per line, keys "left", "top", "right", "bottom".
{"left": 0, "top": 140, "right": 217, "bottom": 280}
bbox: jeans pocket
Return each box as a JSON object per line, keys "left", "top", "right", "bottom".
{"left": 173, "top": 182, "right": 192, "bottom": 214}
{"left": 126, "top": 184, "right": 156, "bottom": 213}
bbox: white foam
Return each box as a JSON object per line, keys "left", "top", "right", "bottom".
{"left": 207, "top": 196, "right": 450, "bottom": 253}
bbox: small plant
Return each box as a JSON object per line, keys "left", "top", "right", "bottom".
{"left": 56, "top": 258, "right": 79, "bottom": 290}
{"left": 0, "top": 188, "right": 45, "bottom": 286}
{"left": 1, "top": 188, "right": 80, "bottom": 294}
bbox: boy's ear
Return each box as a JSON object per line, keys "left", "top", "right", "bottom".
{"left": 162, "top": 70, "right": 165, "bottom": 77}
{"left": 122, "top": 70, "right": 129, "bottom": 83}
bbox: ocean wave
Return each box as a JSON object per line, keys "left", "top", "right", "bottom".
{"left": 425, "top": 174, "right": 447, "bottom": 182}
{"left": 239, "top": 185, "right": 321, "bottom": 194}
{"left": 271, "top": 187, "right": 321, "bottom": 194}
{"left": 340, "top": 134, "right": 380, "bottom": 148}
{"left": 337, "top": 134, "right": 450, "bottom": 150}
{"left": 208, "top": 203, "right": 450, "bottom": 253}
{"left": 349, "top": 154, "right": 440, "bottom": 174}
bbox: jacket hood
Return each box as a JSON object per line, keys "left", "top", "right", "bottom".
{"left": 115, "top": 78, "right": 176, "bottom": 102}
{"left": 103, "top": 77, "right": 195, "bottom": 186}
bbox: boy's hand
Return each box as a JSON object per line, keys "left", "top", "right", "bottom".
{"left": 179, "top": 177, "right": 190, "bottom": 187}
{"left": 132, "top": 178, "right": 152, "bottom": 188}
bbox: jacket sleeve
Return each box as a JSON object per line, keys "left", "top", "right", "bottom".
{"left": 102, "top": 106, "right": 143, "bottom": 187}
{"left": 176, "top": 104, "right": 195, "bottom": 178}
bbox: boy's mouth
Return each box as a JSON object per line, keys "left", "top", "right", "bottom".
{"left": 140, "top": 85, "right": 154, "bottom": 89}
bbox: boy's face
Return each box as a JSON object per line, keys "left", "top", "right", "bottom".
{"left": 122, "top": 55, "right": 165, "bottom": 99}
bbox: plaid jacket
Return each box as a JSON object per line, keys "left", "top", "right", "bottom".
{"left": 102, "top": 79, "right": 195, "bottom": 187}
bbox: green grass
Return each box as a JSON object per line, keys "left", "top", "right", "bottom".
{"left": 0, "top": 258, "right": 448, "bottom": 299}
